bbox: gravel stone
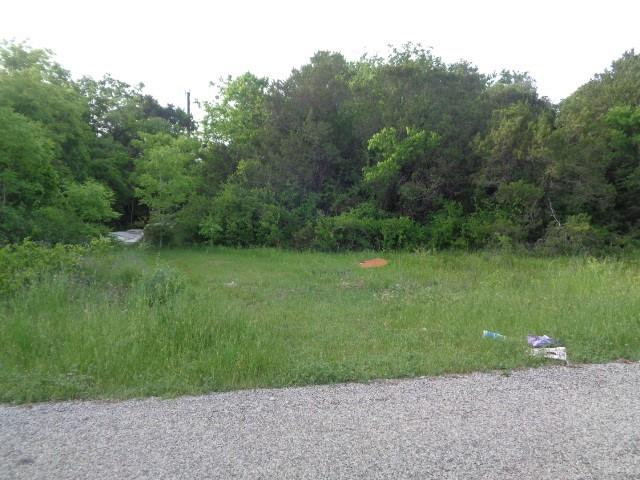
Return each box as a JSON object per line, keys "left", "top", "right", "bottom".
{"left": 1, "top": 362, "right": 639, "bottom": 479}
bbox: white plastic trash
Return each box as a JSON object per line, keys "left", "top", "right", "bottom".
{"left": 530, "top": 347, "right": 567, "bottom": 362}
{"left": 109, "top": 229, "right": 144, "bottom": 244}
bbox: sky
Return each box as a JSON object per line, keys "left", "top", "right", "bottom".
{"left": 2, "top": 0, "right": 639, "bottom": 117}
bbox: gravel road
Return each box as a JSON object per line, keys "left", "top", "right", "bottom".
{"left": 1, "top": 362, "right": 639, "bottom": 479}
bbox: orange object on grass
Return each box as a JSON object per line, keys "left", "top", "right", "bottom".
{"left": 359, "top": 258, "right": 388, "bottom": 268}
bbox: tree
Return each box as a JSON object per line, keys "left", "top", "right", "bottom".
{"left": 605, "top": 105, "right": 640, "bottom": 230}
{"left": 0, "top": 42, "right": 93, "bottom": 180}
{"left": 364, "top": 126, "right": 440, "bottom": 218}
{"left": 64, "top": 180, "right": 119, "bottom": 225}
{"left": 548, "top": 50, "right": 640, "bottom": 225}
{"left": 134, "top": 134, "right": 199, "bottom": 245}
{"left": 473, "top": 100, "right": 554, "bottom": 190}
{"left": 79, "top": 74, "right": 196, "bottom": 224}
{"left": 203, "top": 72, "right": 270, "bottom": 158}
{"left": 271, "top": 52, "right": 357, "bottom": 202}
{"left": 0, "top": 107, "right": 57, "bottom": 243}
{"left": 349, "top": 45, "right": 490, "bottom": 209}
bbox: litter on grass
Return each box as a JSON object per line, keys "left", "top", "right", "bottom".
{"left": 527, "top": 335, "right": 561, "bottom": 348}
{"left": 530, "top": 347, "right": 567, "bottom": 362}
{"left": 483, "top": 329, "right": 568, "bottom": 362}
{"left": 482, "top": 330, "right": 506, "bottom": 340}
{"left": 359, "top": 258, "right": 388, "bottom": 268}
{"left": 109, "top": 229, "right": 144, "bottom": 245}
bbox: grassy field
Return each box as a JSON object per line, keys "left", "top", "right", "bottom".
{"left": 1, "top": 247, "right": 639, "bottom": 403}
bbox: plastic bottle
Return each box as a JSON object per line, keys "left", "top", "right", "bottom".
{"left": 482, "top": 330, "right": 506, "bottom": 340}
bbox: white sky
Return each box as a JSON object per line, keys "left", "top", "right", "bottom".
{"left": 2, "top": 0, "right": 639, "bottom": 117}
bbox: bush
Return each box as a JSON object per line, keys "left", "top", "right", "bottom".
{"left": 313, "top": 212, "right": 424, "bottom": 251}
{"left": 538, "top": 214, "right": 608, "bottom": 255}
{"left": 494, "top": 181, "right": 544, "bottom": 242}
{"left": 0, "top": 239, "right": 189, "bottom": 308}
{"left": 462, "top": 208, "right": 496, "bottom": 248}
{"left": 0, "top": 205, "right": 30, "bottom": 245}
{"left": 30, "top": 206, "right": 90, "bottom": 244}
{"left": 0, "top": 238, "right": 113, "bottom": 297}
{"left": 427, "top": 201, "right": 467, "bottom": 249}
{"left": 379, "top": 217, "right": 425, "bottom": 250}
{"left": 199, "top": 183, "right": 285, "bottom": 247}
{"left": 64, "top": 180, "right": 119, "bottom": 225}
{"left": 463, "top": 209, "right": 527, "bottom": 250}
{"left": 314, "top": 215, "right": 371, "bottom": 251}
{"left": 291, "top": 222, "right": 316, "bottom": 250}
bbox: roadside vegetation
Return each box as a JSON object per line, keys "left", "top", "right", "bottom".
{"left": 1, "top": 41, "right": 640, "bottom": 252}
{"left": 2, "top": 41, "right": 640, "bottom": 403}
{"left": 1, "top": 243, "right": 638, "bottom": 403}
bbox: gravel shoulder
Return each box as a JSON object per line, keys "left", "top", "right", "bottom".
{"left": 2, "top": 362, "right": 639, "bottom": 479}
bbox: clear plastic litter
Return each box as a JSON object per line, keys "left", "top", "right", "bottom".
{"left": 482, "top": 330, "right": 506, "bottom": 340}
{"left": 530, "top": 346, "right": 567, "bottom": 362}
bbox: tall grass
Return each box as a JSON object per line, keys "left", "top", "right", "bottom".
{"left": 1, "top": 247, "right": 639, "bottom": 403}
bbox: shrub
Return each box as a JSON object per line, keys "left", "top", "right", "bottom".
{"left": 199, "top": 183, "right": 285, "bottom": 247}
{"left": 313, "top": 212, "right": 424, "bottom": 251}
{"left": 0, "top": 205, "right": 30, "bottom": 245}
{"left": 314, "top": 215, "right": 369, "bottom": 251}
{"left": 462, "top": 209, "right": 496, "bottom": 248}
{"left": 142, "top": 220, "right": 175, "bottom": 247}
{"left": 379, "top": 217, "right": 425, "bottom": 250}
{"left": 30, "top": 206, "right": 89, "bottom": 244}
{"left": 494, "top": 181, "right": 544, "bottom": 242}
{"left": 64, "top": 181, "right": 119, "bottom": 225}
{"left": 427, "top": 201, "right": 467, "bottom": 249}
{"left": 462, "top": 182, "right": 544, "bottom": 250}
{"left": 464, "top": 210, "right": 526, "bottom": 249}
{"left": 0, "top": 239, "right": 189, "bottom": 308}
{"left": 291, "top": 222, "right": 316, "bottom": 250}
{"left": 538, "top": 214, "right": 608, "bottom": 255}
{"left": 0, "top": 238, "right": 113, "bottom": 297}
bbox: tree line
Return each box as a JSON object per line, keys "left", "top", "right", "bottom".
{"left": 2, "top": 41, "right": 639, "bottom": 252}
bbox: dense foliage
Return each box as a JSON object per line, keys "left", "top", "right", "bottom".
{"left": 0, "top": 41, "right": 193, "bottom": 244}
{"left": 2, "top": 41, "right": 640, "bottom": 251}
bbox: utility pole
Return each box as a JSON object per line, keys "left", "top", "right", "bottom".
{"left": 186, "top": 90, "right": 192, "bottom": 135}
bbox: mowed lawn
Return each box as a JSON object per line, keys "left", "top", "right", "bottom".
{"left": 2, "top": 247, "right": 640, "bottom": 403}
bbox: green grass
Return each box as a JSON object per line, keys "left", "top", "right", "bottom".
{"left": 2, "top": 247, "right": 640, "bottom": 403}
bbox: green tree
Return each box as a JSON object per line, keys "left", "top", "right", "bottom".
{"left": 364, "top": 126, "right": 440, "bottom": 219}
{"left": 268, "top": 52, "right": 359, "bottom": 207}
{"left": 64, "top": 180, "right": 119, "bottom": 225}
{"left": 0, "top": 107, "right": 58, "bottom": 243}
{"left": 0, "top": 41, "right": 93, "bottom": 180}
{"left": 134, "top": 134, "right": 199, "bottom": 245}
{"left": 474, "top": 100, "right": 554, "bottom": 189}
{"left": 548, "top": 50, "right": 640, "bottom": 224}
{"left": 79, "top": 74, "right": 195, "bottom": 224}
{"left": 349, "top": 45, "right": 490, "bottom": 207}
{"left": 605, "top": 105, "right": 640, "bottom": 230}
{"left": 203, "top": 72, "right": 270, "bottom": 158}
